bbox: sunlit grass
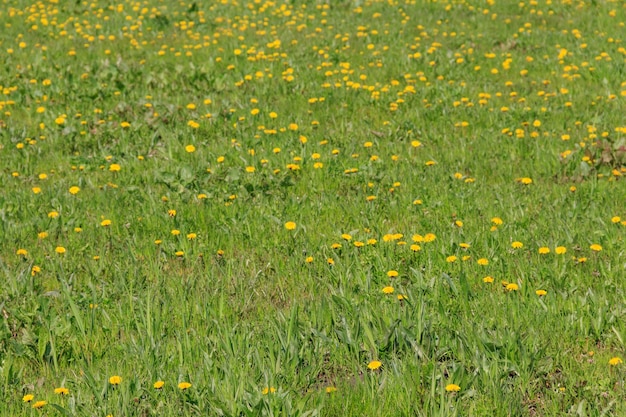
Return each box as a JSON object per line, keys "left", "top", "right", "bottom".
{"left": 1, "top": 0, "right": 626, "bottom": 415}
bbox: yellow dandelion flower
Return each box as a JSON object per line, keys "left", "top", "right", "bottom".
{"left": 483, "top": 276, "right": 494, "bottom": 283}
{"left": 445, "top": 384, "right": 461, "bottom": 392}
{"left": 477, "top": 258, "right": 489, "bottom": 266}
{"left": 54, "top": 387, "right": 69, "bottom": 395}
{"left": 538, "top": 247, "right": 550, "bottom": 255}
{"left": 109, "top": 375, "right": 122, "bottom": 385}
{"left": 536, "top": 289, "right": 547, "bottom": 296}
{"left": 590, "top": 244, "right": 602, "bottom": 252}
{"left": 511, "top": 241, "right": 523, "bottom": 249}
{"left": 178, "top": 382, "right": 192, "bottom": 390}
{"left": 367, "top": 360, "right": 382, "bottom": 370}
{"left": 325, "top": 386, "right": 337, "bottom": 394}
{"left": 185, "top": 145, "right": 196, "bottom": 153}
{"left": 69, "top": 186, "right": 80, "bottom": 195}
{"left": 506, "top": 283, "right": 519, "bottom": 291}
{"left": 555, "top": 246, "right": 567, "bottom": 255}
{"left": 424, "top": 233, "right": 436, "bottom": 242}
{"left": 285, "top": 221, "right": 296, "bottom": 230}
{"left": 154, "top": 381, "right": 165, "bottom": 389}
{"left": 55, "top": 246, "right": 66, "bottom": 254}
{"left": 387, "top": 270, "right": 399, "bottom": 278}
{"left": 446, "top": 255, "right": 457, "bottom": 263}
{"left": 609, "top": 357, "right": 623, "bottom": 366}
{"left": 382, "top": 286, "right": 394, "bottom": 294}
{"left": 101, "top": 219, "right": 112, "bottom": 227}
{"left": 412, "top": 234, "right": 424, "bottom": 242}
{"left": 32, "top": 401, "right": 47, "bottom": 409}
{"left": 23, "top": 394, "right": 34, "bottom": 403}
{"left": 109, "top": 164, "right": 121, "bottom": 172}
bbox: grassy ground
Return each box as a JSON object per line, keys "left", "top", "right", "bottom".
{"left": 1, "top": 0, "right": 626, "bottom": 415}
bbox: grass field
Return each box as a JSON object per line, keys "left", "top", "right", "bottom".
{"left": 1, "top": 0, "right": 626, "bottom": 415}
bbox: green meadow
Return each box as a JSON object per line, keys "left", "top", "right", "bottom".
{"left": 1, "top": 0, "right": 626, "bottom": 415}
